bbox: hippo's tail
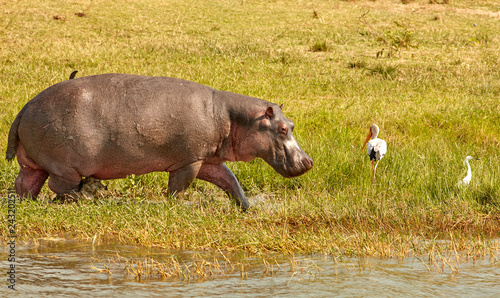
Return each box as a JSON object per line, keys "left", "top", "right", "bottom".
{"left": 6, "top": 109, "right": 24, "bottom": 161}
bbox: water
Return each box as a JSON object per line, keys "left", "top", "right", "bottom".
{"left": 1, "top": 239, "right": 499, "bottom": 297}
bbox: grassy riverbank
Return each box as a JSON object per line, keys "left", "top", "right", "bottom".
{"left": 1, "top": 0, "right": 500, "bottom": 257}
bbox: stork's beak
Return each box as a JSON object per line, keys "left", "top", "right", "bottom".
{"left": 362, "top": 131, "right": 372, "bottom": 150}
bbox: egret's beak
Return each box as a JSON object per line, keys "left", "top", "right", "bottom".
{"left": 362, "top": 131, "right": 372, "bottom": 150}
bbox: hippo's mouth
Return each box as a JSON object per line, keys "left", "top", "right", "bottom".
{"left": 271, "top": 144, "right": 313, "bottom": 178}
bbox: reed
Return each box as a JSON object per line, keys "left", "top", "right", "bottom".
{"left": 90, "top": 250, "right": 327, "bottom": 282}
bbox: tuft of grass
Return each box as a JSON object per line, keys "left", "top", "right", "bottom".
{"left": 361, "top": 13, "right": 418, "bottom": 58}
{"left": 311, "top": 40, "right": 330, "bottom": 52}
{"left": 369, "top": 64, "right": 399, "bottom": 79}
{"left": 430, "top": 0, "right": 451, "bottom": 4}
{"left": 347, "top": 60, "right": 367, "bottom": 69}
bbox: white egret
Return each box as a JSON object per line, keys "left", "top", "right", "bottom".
{"left": 362, "top": 124, "right": 387, "bottom": 183}
{"left": 458, "top": 156, "right": 479, "bottom": 186}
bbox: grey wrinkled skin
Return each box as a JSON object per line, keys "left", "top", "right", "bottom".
{"left": 6, "top": 74, "right": 313, "bottom": 210}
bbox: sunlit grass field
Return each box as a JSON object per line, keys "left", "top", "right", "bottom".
{"left": 1, "top": 0, "right": 499, "bottom": 257}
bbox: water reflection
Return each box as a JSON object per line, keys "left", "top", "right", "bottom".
{"left": 1, "top": 239, "right": 499, "bottom": 297}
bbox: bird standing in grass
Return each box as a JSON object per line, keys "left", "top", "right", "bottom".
{"left": 363, "top": 124, "right": 387, "bottom": 183}
{"left": 458, "top": 156, "right": 480, "bottom": 186}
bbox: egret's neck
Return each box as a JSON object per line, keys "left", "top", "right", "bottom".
{"left": 465, "top": 160, "right": 472, "bottom": 178}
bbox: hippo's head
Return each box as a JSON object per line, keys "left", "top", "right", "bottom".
{"left": 233, "top": 104, "right": 313, "bottom": 178}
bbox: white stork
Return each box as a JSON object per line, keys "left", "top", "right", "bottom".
{"left": 362, "top": 124, "right": 387, "bottom": 183}
{"left": 458, "top": 156, "right": 480, "bottom": 186}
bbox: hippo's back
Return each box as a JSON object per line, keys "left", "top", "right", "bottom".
{"left": 14, "top": 74, "right": 222, "bottom": 178}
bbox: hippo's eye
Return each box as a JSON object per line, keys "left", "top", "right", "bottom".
{"left": 279, "top": 124, "right": 288, "bottom": 135}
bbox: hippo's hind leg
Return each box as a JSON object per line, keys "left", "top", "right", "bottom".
{"left": 197, "top": 163, "right": 249, "bottom": 210}
{"left": 15, "top": 166, "right": 49, "bottom": 199}
{"left": 14, "top": 142, "right": 49, "bottom": 199}
{"left": 47, "top": 171, "right": 83, "bottom": 203}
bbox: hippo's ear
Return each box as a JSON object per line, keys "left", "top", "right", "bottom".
{"left": 265, "top": 106, "right": 274, "bottom": 119}
{"left": 279, "top": 104, "right": 283, "bottom": 110}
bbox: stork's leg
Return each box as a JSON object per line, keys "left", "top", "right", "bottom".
{"left": 372, "top": 160, "right": 380, "bottom": 183}
{"left": 371, "top": 160, "right": 376, "bottom": 183}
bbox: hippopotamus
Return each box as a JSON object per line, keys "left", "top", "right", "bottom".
{"left": 6, "top": 73, "right": 313, "bottom": 209}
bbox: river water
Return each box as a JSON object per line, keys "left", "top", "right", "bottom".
{"left": 1, "top": 239, "right": 499, "bottom": 297}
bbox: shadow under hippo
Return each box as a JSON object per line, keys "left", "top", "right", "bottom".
{"left": 6, "top": 73, "right": 313, "bottom": 210}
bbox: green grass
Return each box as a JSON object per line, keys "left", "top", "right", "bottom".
{"left": 1, "top": 0, "right": 500, "bottom": 257}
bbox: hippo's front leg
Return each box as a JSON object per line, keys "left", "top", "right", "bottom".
{"left": 197, "top": 163, "right": 249, "bottom": 210}
{"left": 168, "top": 161, "right": 203, "bottom": 195}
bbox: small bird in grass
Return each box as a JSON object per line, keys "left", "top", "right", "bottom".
{"left": 458, "top": 156, "right": 480, "bottom": 186}
{"left": 362, "top": 124, "right": 387, "bottom": 183}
